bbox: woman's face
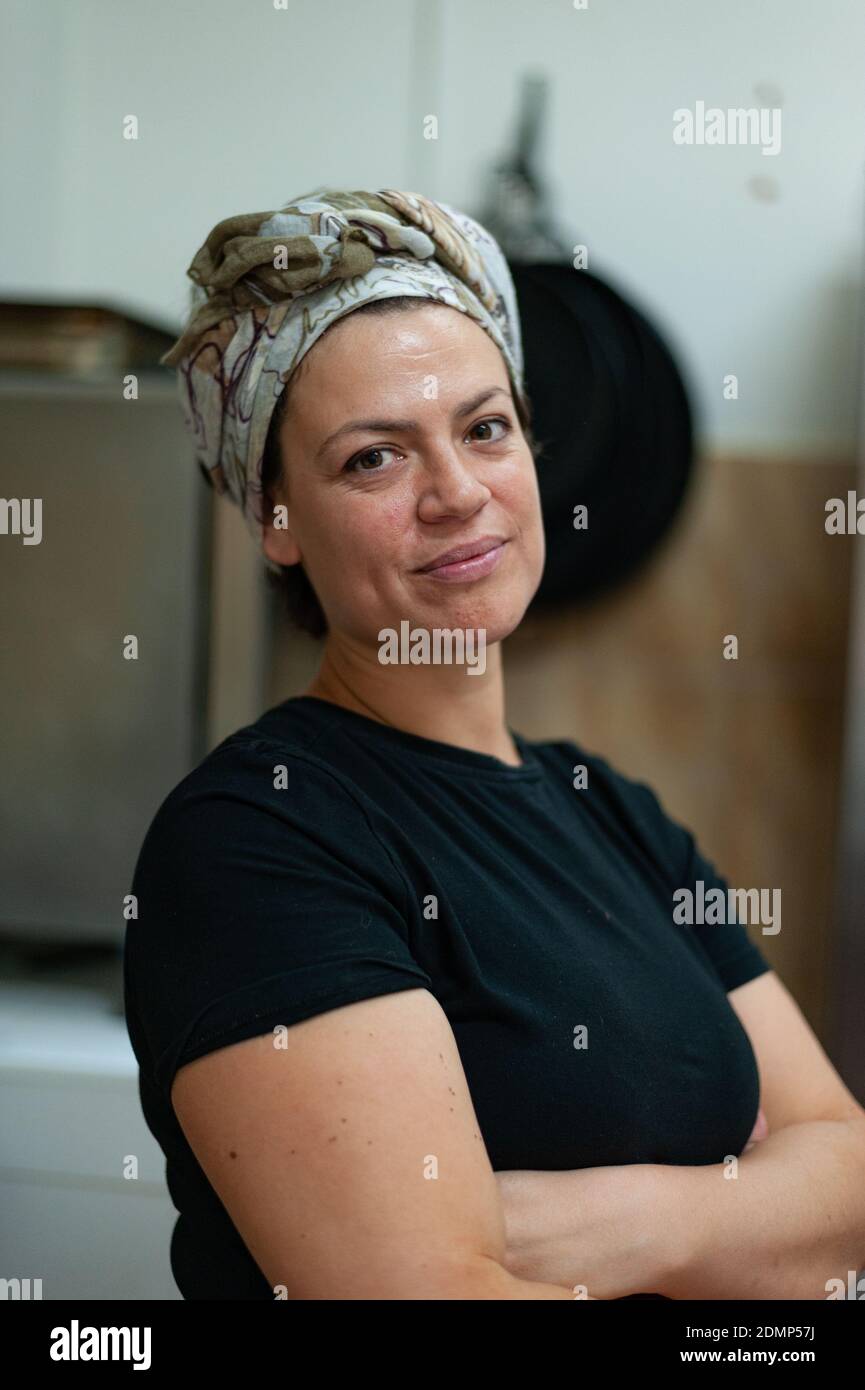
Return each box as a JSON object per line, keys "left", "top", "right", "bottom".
{"left": 262, "top": 302, "right": 546, "bottom": 647}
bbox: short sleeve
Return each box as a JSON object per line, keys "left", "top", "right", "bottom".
{"left": 123, "top": 740, "right": 433, "bottom": 1106}
{"left": 675, "top": 832, "right": 773, "bottom": 991}
{"left": 580, "top": 746, "right": 773, "bottom": 993}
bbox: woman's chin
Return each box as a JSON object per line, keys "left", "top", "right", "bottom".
{"left": 413, "top": 585, "right": 530, "bottom": 638}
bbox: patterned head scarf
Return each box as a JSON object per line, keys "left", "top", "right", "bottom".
{"left": 160, "top": 188, "right": 525, "bottom": 569}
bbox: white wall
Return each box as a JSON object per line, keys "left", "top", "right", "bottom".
{"left": 3, "top": 0, "right": 864, "bottom": 455}
{"left": 435, "top": 0, "right": 865, "bottom": 455}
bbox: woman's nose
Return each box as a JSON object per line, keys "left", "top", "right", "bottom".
{"left": 416, "top": 445, "right": 490, "bottom": 517}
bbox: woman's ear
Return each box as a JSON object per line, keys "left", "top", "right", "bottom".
{"left": 260, "top": 494, "right": 302, "bottom": 568}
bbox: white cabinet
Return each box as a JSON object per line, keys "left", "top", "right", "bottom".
{"left": 0, "top": 982, "right": 181, "bottom": 1300}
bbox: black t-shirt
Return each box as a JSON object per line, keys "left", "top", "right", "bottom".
{"left": 123, "top": 694, "right": 771, "bottom": 1301}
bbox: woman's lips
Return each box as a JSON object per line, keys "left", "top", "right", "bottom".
{"left": 415, "top": 541, "right": 508, "bottom": 582}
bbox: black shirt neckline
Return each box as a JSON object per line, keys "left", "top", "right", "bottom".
{"left": 273, "top": 695, "right": 546, "bottom": 781}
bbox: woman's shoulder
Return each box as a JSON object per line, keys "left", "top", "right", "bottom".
{"left": 133, "top": 712, "right": 384, "bottom": 887}
{"left": 123, "top": 712, "right": 429, "bottom": 1109}
{"left": 528, "top": 731, "right": 652, "bottom": 799}
{"left": 538, "top": 733, "right": 671, "bottom": 807}
{"left": 532, "top": 733, "right": 702, "bottom": 878}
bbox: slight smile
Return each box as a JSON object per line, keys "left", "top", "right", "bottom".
{"left": 415, "top": 541, "right": 509, "bottom": 582}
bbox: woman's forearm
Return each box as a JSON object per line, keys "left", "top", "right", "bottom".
{"left": 660, "top": 1116, "right": 865, "bottom": 1299}
{"left": 496, "top": 1164, "right": 680, "bottom": 1298}
{"left": 497, "top": 1115, "right": 865, "bottom": 1299}
{"left": 441, "top": 1254, "right": 583, "bottom": 1299}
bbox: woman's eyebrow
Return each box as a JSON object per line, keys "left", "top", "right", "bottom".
{"left": 314, "top": 385, "right": 511, "bottom": 460}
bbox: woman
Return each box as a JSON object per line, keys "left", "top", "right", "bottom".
{"left": 124, "top": 188, "right": 865, "bottom": 1301}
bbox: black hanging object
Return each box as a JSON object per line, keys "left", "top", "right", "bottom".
{"left": 510, "top": 260, "right": 697, "bottom": 607}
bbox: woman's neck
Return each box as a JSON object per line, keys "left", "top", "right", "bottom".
{"left": 302, "top": 647, "right": 523, "bottom": 767}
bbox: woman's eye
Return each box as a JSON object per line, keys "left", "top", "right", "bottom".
{"left": 467, "top": 416, "right": 511, "bottom": 443}
{"left": 344, "top": 446, "right": 402, "bottom": 474}
{"left": 343, "top": 418, "right": 511, "bottom": 473}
